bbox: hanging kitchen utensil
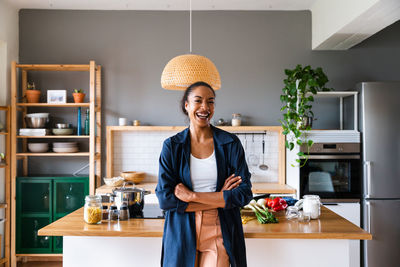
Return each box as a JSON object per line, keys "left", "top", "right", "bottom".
{"left": 259, "top": 133, "right": 269, "bottom": 171}
{"left": 247, "top": 133, "right": 259, "bottom": 166}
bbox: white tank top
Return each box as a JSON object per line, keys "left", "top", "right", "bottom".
{"left": 190, "top": 151, "right": 218, "bottom": 192}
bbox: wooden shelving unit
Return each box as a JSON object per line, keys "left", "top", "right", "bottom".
{"left": 10, "top": 61, "right": 102, "bottom": 267}
{"left": 16, "top": 103, "right": 90, "bottom": 107}
{"left": 16, "top": 152, "right": 90, "bottom": 157}
{"left": 17, "top": 135, "right": 90, "bottom": 139}
{"left": 0, "top": 106, "right": 11, "bottom": 267}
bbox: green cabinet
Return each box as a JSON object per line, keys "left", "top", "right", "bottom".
{"left": 16, "top": 176, "right": 89, "bottom": 254}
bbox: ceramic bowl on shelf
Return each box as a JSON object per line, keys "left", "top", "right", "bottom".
{"left": 52, "top": 128, "right": 74, "bottom": 135}
{"left": 120, "top": 171, "right": 146, "bottom": 184}
{"left": 103, "top": 177, "right": 125, "bottom": 187}
{"left": 28, "top": 143, "right": 49, "bottom": 153}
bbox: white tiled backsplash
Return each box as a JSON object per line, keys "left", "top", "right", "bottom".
{"left": 112, "top": 130, "right": 279, "bottom": 183}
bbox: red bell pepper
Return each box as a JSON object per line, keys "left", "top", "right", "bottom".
{"left": 270, "top": 197, "right": 288, "bottom": 212}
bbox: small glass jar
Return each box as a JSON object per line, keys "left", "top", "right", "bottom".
{"left": 102, "top": 205, "right": 109, "bottom": 220}
{"left": 84, "top": 195, "right": 102, "bottom": 224}
{"left": 298, "top": 211, "right": 311, "bottom": 222}
{"left": 109, "top": 205, "right": 119, "bottom": 221}
{"left": 286, "top": 206, "right": 299, "bottom": 220}
{"left": 231, "top": 113, "right": 242, "bottom": 127}
{"left": 119, "top": 206, "right": 129, "bottom": 221}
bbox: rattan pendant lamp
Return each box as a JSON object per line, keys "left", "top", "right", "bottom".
{"left": 161, "top": 0, "right": 221, "bottom": 90}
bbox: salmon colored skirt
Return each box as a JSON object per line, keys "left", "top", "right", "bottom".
{"left": 195, "top": 209, "right": 230, "bottom": 267}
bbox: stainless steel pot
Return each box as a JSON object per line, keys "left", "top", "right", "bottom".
{"left": 112, "top": 182, "right": 151, "bottom": 218}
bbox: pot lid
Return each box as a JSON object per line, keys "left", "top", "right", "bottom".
{"left": 113, "top": 186, "right": 145, "bottom": 193}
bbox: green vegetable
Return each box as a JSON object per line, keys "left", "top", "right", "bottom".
{"left": 245, "top": 200, "right": 278, "bottom": 224}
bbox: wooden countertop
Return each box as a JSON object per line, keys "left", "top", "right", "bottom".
{"left": 39, "top": 206, "right": 371, "bottom": 240}
{"left": 95, "top": 182, "right": 296, "bottom": 195}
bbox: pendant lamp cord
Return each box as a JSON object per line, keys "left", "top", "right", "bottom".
{"left": 190, "top": 0, "right": 192, "bottom": 53}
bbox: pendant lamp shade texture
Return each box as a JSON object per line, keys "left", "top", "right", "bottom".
{"left": 161, "top": 54, "right": 221, "bottom": 90}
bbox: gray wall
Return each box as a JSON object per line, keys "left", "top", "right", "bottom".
{"left": 18, "top": 10, "right": 400, "bottom": 174}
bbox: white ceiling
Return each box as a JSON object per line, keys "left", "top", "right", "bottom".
{"left": 5, "top": 0, "right": 318, "bottom": 11}
{"left": 5, "top": 0, "right": 400, "bottom": 50}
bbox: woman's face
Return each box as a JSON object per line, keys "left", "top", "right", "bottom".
{"left": 185, "top": 85, "right": 215, "bottom": 127}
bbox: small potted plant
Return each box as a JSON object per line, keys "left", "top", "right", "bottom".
{"left": 0, "top": 153, "right": 5, "bottom": 165}
{"left": 72, "top": 89, "right": 85, "bottom": 103}
{"left": 26, "top": 82, "right": 41, "bottom": 103}
{"left": 279, "top": 64, "right": 333, "bottom": 167}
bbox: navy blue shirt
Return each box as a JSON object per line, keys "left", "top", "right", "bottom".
{"left": 156, "top": 126, "right": 253, "bottom": 267}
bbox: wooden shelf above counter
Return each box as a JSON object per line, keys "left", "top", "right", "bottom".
{"left": 95, "top": 182, "right": 296, "bottom": 195}
{"left": 252, "top": 183, "right": 295, "bottom": 194}
{"left": 107, "top": 126, "right": 283, "bottom": 132}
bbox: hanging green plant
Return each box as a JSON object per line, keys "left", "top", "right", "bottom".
{"left": 279, "top": 64, "right": 333, "bottom": 167}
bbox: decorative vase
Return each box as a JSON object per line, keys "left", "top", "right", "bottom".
{"left": 73, "top": 93, "right": 85, "bottom": 103}
{"left": 26, "top": 90, "right": 41, "bottom": 103}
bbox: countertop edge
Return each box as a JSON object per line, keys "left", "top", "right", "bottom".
{"left": 39, "top": 207, "right": 372, "bottom": 240}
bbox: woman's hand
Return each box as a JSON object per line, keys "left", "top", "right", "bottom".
{"left": 174, "top": 183, "right": 195, "bottom": 202}
{"left": 221, "top": 174, "right": 242, "bottom": 191}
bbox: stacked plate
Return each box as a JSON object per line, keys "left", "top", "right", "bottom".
{"left": 53, "top": 142, "right": 79, "bottom": 153}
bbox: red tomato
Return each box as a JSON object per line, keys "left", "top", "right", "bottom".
{"left": 266, "top": 198, "right": 274, "bottom": 208}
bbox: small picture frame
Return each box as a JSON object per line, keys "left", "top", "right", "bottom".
{"left": 47, "top": 90, "right": 67, "bottom": 104}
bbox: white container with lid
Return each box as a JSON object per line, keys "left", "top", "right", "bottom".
{"left": 231, "top": 113, "right": 242, "bottom": 126}
{"left": 295, "top": 195, "right": 321, "bottom": 219}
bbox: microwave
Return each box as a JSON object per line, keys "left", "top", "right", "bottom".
{"left": 299, "top": 143, "right": 361, "bottom": 200}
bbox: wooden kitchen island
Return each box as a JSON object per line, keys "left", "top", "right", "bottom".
{"left": 39, "top": 206, "right": 371, "bottom": 267}
{"left": 39, "top": 205, "right": 371, "bottom": 266}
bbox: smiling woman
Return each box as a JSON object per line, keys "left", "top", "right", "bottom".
{"left": 156, "top": 81, "right": 253, "bottom": 267}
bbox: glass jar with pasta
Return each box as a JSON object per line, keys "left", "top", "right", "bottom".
{"left": 84, "top": 195, "right": 102, "bottom": 224}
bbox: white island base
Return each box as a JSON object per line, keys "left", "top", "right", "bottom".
{"left": 64, "top": 236, "right": 349, "bottom": 267}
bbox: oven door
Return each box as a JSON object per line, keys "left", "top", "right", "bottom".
{"left": 300, "top": 155, "right": 361, "bottom": 199}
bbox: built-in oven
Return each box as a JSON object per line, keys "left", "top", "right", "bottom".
{"left": 299, "top": 143, "right": 361, "bottom": 200}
